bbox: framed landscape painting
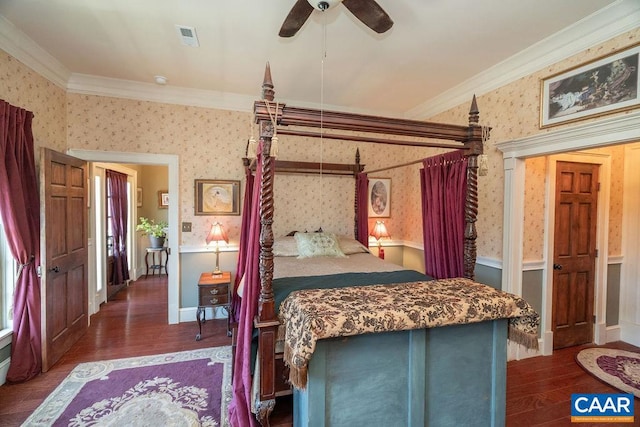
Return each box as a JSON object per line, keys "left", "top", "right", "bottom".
{"left": 540, "top": 43, "right": 639, "bottom": 128}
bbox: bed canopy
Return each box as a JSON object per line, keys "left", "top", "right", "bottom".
{"left": 230, "top": 62, "right": 492, "bottom": 426}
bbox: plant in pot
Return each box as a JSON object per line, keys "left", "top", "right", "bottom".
{"left": 136, "top": 217, "right": 168, "bottom": 248}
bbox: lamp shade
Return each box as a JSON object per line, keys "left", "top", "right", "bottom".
{"left": 205, "top": 222, "right": 229, "bottom": 245}
{"left": 370, "top": 220, "right": 390, "bottom": 241}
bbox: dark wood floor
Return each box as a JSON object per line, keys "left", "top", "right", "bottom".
{"left": 0, "top": 275, "right": 637, "bottom": 426}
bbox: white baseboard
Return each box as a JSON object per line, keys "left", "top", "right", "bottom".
{"left": 605, "top": 325, "right": 621, "bottom": 343}
{"left": 0, "top": 357, "right": 10, "bottom": 386}
{"left": 179, "top": 306, "right": 228, "bottom": 324}
{"left": 507, "top": 339, "right": 543, "bottom": 361}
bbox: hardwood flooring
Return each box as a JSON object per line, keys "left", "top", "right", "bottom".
{"left": 0, "top": 275, "right": 637, "bottom": 426}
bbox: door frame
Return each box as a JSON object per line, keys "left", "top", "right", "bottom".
{"left": 496, "top": 110, "right": 640, "bottom": 356}
{"left": 545, "top": 153, "right": 609, "bottom": 350}
{"left": 67, "top": 149, "right": 180, "bottom": 324}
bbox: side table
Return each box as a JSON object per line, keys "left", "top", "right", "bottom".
{"left": 196, "top": 271, "right": 231, "bottom": 340}
{"left": 145, "top": 247, "right": 169, "bottom": 278}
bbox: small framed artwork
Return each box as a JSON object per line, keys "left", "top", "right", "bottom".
{"left": 195, "top": 179, "right": 240, "bottom": 216}
{"left": 136, "top": 187, "right": 143, "bottom": 207}
{"left": 540, "top": 43, "right": 639, "bottom": 128}
{"left": 158, "top": 190, "right": 169, "bottom": 209}
{"left": 368, "top": 178, "right": 390, "bottom": 218}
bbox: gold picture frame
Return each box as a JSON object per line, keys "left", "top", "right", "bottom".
{"left": 157, "top": 190, "right": 169, "bottom": 209}
{"left": 194, "top": 179, "right": 240, "bottom": 216}
{"left": 368, "top": 177, "right": 390, "bottom": 218}
{"left": 540, "top": 43, "right": 639, "bottom": 128}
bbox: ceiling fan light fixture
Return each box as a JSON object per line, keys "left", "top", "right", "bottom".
{"left": 308, "top": 0, "right": 341, "bottom": 11}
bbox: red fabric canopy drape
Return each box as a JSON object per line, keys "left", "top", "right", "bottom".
{"left": 228, "top": 142, "right": 263, "bottom": 427}
{"left": 420, "top": 150, "right": 468, "bottom": 279}
{"left": 355, "top": 173, "right": 369, "bottom": 247}
{"left": 230, "top": 167, "right": 255, "bottom": 323}
{"left": 106, "top": 169, "right": 130, "bottom": 286}
{"left": 0, "top": 100, "right": 42, "bottom": 382}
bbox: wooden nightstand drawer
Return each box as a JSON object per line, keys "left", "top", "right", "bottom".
{"left": 198, "top": 286, "right": 229, "bottom": 306}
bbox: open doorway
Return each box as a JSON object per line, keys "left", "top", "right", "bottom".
{"left": 67, "top": 149, "right": 180, "bottom": 324}
{"left": 497, "top": 111, "right": 640, "bottom": 356}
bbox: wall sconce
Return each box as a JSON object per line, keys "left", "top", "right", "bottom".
{"left": 370, "top": 220, "right": 390, "bottom": 259}
{"left": 205, "top": 222, "right": 228, "bottom": 276}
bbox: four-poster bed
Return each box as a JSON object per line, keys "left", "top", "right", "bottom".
{"left": 229, "top": 64, "right": 539, "bottom": 427}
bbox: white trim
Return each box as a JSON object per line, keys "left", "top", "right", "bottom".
{"left": 406, "top": 0, "right": 640, "bottom": 119}
{"left": 0, "top": 356, "right": 10, "bottom": 386}
{"left": 180, "top": 306, "right": 228, "bottom": 324}
{"left": 180, "top": 245, "right": 239, "bottom": 254}
{"left": 605, "top": 325, "right": 621, "bottom": 343}
{"left": 0, "top": 328, "right": 11, "bottom": 348}
{"left": 620, "top": 143, "right": 640, "bottom": 346}
{"left": 476, "top": 256, "right": 502, "bottom": 270}
{"left": 67, "top": 150, "right": 181, "bottom": 324}
{"left": 497, "top": 111, "right": 640, "bottom": 354}
{"left": 0, "top": 16, "right": 70, "bottom": 88}
{"left": 523, "top": 260, "right": 545, "bottom": 271}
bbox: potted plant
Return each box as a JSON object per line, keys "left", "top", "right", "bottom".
{"left": 136, "top": 217, "right": 168, "bottom": 248}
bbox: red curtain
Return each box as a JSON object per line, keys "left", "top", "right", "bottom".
{"left": 230, "top": 167, "right": 255, "bottom": 323}
{"left": 420, "top": 150, "right": 467, "bottom": 279}
{"left": 0, "top": 100, "right": 42, "bottom": 382}
{"left": 228, "top": 142, "right": 263, "bottom": 427}
{"left": 355, "top": 173, "right": 369, "bottom": 246}
{"left": 106, "top": 170, "right": 130, "bottom": 286}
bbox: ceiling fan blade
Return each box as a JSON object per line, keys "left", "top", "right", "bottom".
{"left": 342, "top": 0, "right": 393, "bottom": 34}
{"left": 279, "top": 0, "right": 315, "bottom": 37}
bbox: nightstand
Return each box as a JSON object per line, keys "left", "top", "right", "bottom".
{"left": 196, "top": 271, "right": 231, "bottom": 340}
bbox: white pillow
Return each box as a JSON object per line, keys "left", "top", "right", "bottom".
{"left": 273, "top": 236, "right": 299, "bottom": 257}
{"left": 338, "top": 236, "right": 370, "bottom": 255}
{"left": 294, "top": 232, "right": 346, "bottom": 259}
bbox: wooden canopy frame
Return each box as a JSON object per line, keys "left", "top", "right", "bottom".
{"left": 246, "top": 62, "right": 487, "bottom": 424}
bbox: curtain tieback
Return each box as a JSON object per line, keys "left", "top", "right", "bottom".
{"left": 17, "top": 254, "right": 35, "bottom": 276}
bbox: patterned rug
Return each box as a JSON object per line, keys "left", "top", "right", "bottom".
{"left": 576, "top": 348, "right": 640, "bottom": 398}
{"left": 23, "top": 346, "right": 232, "bottom": 426}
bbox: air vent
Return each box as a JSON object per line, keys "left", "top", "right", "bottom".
{"left": 175, "top": 25, "right": 199, "bottom": 47}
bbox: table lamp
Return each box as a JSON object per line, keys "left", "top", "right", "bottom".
{"left": 370, "top": 220, "right": 390, "bottom": 259}
{"left": 206, "top": 222, "right": 229, "bottom": 276}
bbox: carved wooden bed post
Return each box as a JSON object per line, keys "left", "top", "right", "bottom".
{"left": 254, "top": 62, "right": 279, "bottom": 425}
{"left": 463, "top": 95, "right": 486, "bottom": 280}
{"left": 353, "top": 148, "right": 361, "bottom": 240}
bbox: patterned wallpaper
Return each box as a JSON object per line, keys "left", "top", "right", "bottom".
{"left": 1, "top": 27, "right": 637, "bottom": 257}
{"left": 428, "top": 29, "right": 638, "bottom": 259}
{"left": 0, "top": 51, "right": 67, "bottom": 157}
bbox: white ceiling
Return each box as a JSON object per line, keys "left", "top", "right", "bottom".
{"left": 0, "top": 0, "right": 637, "bottom": 118}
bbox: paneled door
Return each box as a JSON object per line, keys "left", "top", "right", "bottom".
{"left": 41, "top": 148, "right": 88, "bottom": 371}
{"left": 552, "top": 161, "right": 598, "bottom": 349}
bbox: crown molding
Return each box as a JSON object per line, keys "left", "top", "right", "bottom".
{"left": 0, "top": 15, "right": 70, "bottom": 88}
{"left": 405, "top": 0, "right": 640, "bottom": 120}
{"left": 66, "top": 73, "right": 258, "bottom": 112}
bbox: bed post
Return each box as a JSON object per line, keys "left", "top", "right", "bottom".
{"left": 354, "top": 148, "right": 361, "bottom": 239}
{"left": 254, "top": 62, "right": 279, "bottom": 426}
{"left": 463, "top": 95, "right": 485, "bottom": 280}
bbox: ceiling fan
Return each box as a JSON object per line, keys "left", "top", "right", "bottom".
{"left": 279, "top": 0, "right": 393, "bottom": 38}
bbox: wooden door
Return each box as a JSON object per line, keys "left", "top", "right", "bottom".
{"left": 552, "top": 161, "right": 598, "bottom": 349}
{"left": 41, "top": 148, "right": 88, "bottom": 371}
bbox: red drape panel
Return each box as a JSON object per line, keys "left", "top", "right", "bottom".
{"left": 106, "top": 170, "right": 130, "bottom": 286}
{"left": 0, "top": 100, "right": 42, "bottom": 382}
{"left": 356, "top": 173, "right": 369, "bottom": 246}
{"left": 230, "top": 168, "right": 255, "bottom": 323}
{"left": 228, "top": 142, "right": 263, "bottom": 427}
{"left": 420, "top": 150, "right": 467, "bottom": 279}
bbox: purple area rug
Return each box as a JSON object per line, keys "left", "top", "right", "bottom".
{"left": 576, "top": 348, "right": 640, "bottom": 398}
{"left": 23, "top": 347, "right": 231, "bottom": 426}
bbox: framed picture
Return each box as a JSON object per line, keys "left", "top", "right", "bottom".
{"left": 540, "top": 43, "right": 639, "bottom": 128}
{"left": 368, "top": 178, "right": 390, "bottom": 218}
{"left": 136, "top": 187, "right": 143, "bottom": 207}
{"left": 194, "top": 179, "right": 240, "bottom": 216}
{"left": 158, "top": 190, "right": 169, "bottom": 209}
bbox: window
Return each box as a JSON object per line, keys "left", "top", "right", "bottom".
{"left": 0, "top": 215, "right": 16, "bottom": 333}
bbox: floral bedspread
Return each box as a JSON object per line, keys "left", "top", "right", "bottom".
{"left": 279, "top": 277, "right": 540, "bottom": 389}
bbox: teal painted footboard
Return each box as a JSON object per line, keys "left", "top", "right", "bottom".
{"left": 294, "top": 319, "right": 508, "bottom": 427}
